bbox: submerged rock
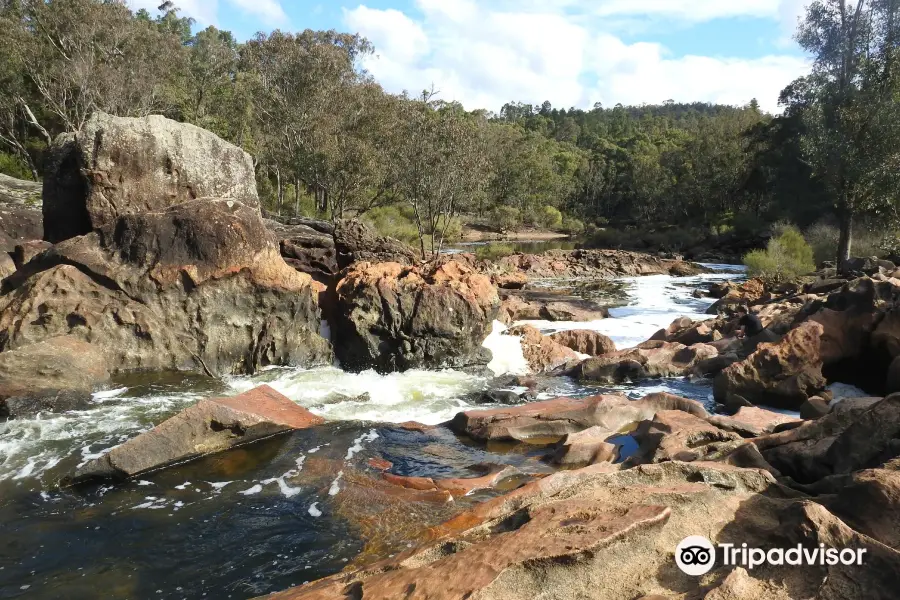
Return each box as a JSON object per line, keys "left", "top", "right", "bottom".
{"left": 0, "top": 336, "right": 109, "bottom": 418}
{"left": 333, "top": 260, "right": 498, "bottom": 373}
{"left": 71, "top": 385, "right": 323, "bottom": 482}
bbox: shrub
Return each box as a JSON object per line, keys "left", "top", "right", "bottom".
{"left": 536, "top": 205, "right": 563, "bottom": 229}
{"left": 744, "top": 225, "right": 815, "bottom": 282}
{"left": 491, "top": 206, "right": 521, "bottom": 233}
{"left": 805, "top": 219, "right": 894, "bottom": 265}
{"left": 475, "top": 243, "right": 516, "bottom": 261}
{"left": 362, "top": 205, "right": 421, "bottom": 246}
{"left": 560, "top": 216, "right": 585, "bottom": 235}
{"left": 428, "top": 214, "right": 463, "bottom": 243}
{"left": 0, "top": 152, "right": 33, "bottom": 180}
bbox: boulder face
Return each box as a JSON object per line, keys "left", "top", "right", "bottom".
{"left": 71, "top": 385, "right": 322, "bottom": 482}
{"left": 714, "top": 321, "right": 827, "bottom": 410}
{"left": 549, "top": 329, "right": 617, "bottom": 356}
{"left": 505, "top": 325, "right": 581, "bottom": 374}
{"left": 43, "top": 112, "right": 259, "bottom": 243}
{"left": 0, "top": 336, "right": 109, "bottom": 418}
{"left": 333, "top": 260, "right": 499, "bottom": 373}
{"left": 0, "top": 199, "right": 332, "bottom": 376}
{"left": 332, "top": 220, "right": 417, "bottom": 269}
{"left": 577, "top": 341, "right": 718, "bottom": 383}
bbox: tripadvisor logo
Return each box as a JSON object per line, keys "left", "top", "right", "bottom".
{"left": 675, "top": 536, "right": 867, "bottom": 576}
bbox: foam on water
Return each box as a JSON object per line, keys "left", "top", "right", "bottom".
{"left": 483, "top": 320, "right": 531, "bottom": 376}
{"left": 517, "top": 269, "right": 744, "bottom": 349}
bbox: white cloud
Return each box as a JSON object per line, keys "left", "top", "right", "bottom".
{"left": 227, "top": 0, "right": 289, "bottom": 26}
{"left": 343, "top": 1, "right": 810, "bottom": 114}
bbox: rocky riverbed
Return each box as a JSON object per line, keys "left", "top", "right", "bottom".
{"left": 2, "top": 113, "right": 900, "bottom": 600}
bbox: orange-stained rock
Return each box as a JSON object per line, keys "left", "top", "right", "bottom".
{"left": 708, "top": 406, "right": 802, "bottom": 437}
{"left": 714, "top": 322, "right": 827, "bottom": 410}
{"left": 367, "top": 457, "right": 394, "bottom": 471}
{"left": 628, "top": 410, "right": 740, "bottom": 464}
{"left": 577, "top": 341, "right": 718, "bottom": 383}
{"left": 449, "top": 392, "right": 707, "bottom": 443}
{"left": 550, "top": 329, "right": 617, "bottom": 356}
{"left": 333, "top": 260, "right": 499, "bottom": 373}
{"left": 382, "top": 465, "right": 519, "bottom": 498}
{"left": 505, "top": 324, "right": 581, "bottom": 373}
{"left": 71, "top": 385, "right": 322, "bottom": 482}
{"left": 552, "top": 426, "right": 618, "bottom": 466}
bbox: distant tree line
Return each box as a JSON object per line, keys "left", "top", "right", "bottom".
{"left": 0, "top": 0, "right": 898, "bottom": 265}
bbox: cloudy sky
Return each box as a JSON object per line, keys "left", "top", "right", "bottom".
{"left": 131, "top": 0, "right": 813, "bottom": 113}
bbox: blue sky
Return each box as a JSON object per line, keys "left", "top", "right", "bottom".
{"left": 131, "top": 0, "right": 812, "bottom": 113}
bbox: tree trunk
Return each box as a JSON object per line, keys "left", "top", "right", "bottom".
{"left": 294, "top": 178, "right": 300, "bottom": 216}
{"left": 837, "top": 209, "right": 854, "bottom": 274}
{"left": 275, "top": 167, "right": 283, "bottom": 215}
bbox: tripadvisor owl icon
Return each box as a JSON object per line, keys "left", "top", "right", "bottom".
{"left": 675, "top": 536, "right": 716, "bottom": 576}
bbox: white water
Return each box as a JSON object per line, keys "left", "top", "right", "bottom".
{"left": 517, "top": 269, "right": 743, "bottom": 349}
{"left": 0, "top": 267, "right": 742, "bottom": 485}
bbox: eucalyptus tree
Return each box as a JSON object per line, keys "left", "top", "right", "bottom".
{"left": 781, "top": 0, "right": 900, "bottom": 269}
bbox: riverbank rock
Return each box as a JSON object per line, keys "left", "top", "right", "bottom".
{"left": 549, "top": 329, "right": 617, "bottom": 356}
{"left": 267, "top": 459, "right": 900, "bottom": 600}
{"left": 333, "top": 220, "right": 417, "bottom": 269}
{"left": 497, "top": 249, "right": 704, "bottom": 279}
{"left": 713, "top": 322, "right": 827, "bottom": 410}
{"left": 43, "top": 112, "right": 259, "bottom": 243}
{"left": 333, "top": 260, "right": 499, "bottom": 373}
{"left": 0, "top": 198, "right": 331, "bottom": 375}
{"left": 504, "top": 325, "right": 581, "bottom": 373}
{"left": 72, "top": 385, "right": 322, "bottom": 482}
{"left": 498, "top": 292, "right": 609, "bottom": 323}
{"left": 0, "top": 336, "right": 109, "bottom": 417}
{"left": 576, "top": 341, "right": 718, "bottom": 383}
{"left": 449, "top": 392, "right": 707, "bottom": 443}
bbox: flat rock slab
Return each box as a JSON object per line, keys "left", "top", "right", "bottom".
{"left": 72, "top": 385, "right": 323, "bottom": 482}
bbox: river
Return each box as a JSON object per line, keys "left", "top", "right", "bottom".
{"left": 0, "top": 266, "right": 745, "bottom": 599}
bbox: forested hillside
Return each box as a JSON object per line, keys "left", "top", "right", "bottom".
{"left": 1, "top": 0, "right": 898, "bottom": 263}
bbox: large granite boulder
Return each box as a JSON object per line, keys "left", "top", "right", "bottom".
{"left": 71, "top": 385, "right": 323, "bottom": 482}
{"left": 713, "top": 321, "right": 827, "bottom": 410}
{"left": 333, "top": 260, "right": 499, "bottom": 373}
{"left": 42, "top": 112, "right": 259, "bottom": 243}
{"left": 0, "top": 336, "right": 109, "bottom": 417}
{"left": 0, "top": 199, "right": 331, "bottom": 375}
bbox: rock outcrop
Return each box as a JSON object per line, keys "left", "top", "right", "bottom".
{"left": 549, "top": 329, "right": 617, "bottom": 356}
{"left": 333, "top": 260, "right": 499, "bottom": 373}
{"left": 0, "top": 116, "right": 331, "bottom": 376}
{"left": 504, "top": 325, "right": 581, "bottom": 373}
{"left": 577, "top": 341, "right": 718, "bottom": 383}
{"left": 0, "top": 336, "right": 109, "bottom": 417}
{"left": 72, "top": 385, "right": 322, "bottom": 482}
{"left": 43, "top": 112, "right": 259, "bottom": 243}
{"left": 714, "top": 321, "right": 827, "bottom": 410}
{"left": 497, "top": 249, "right": 705, "bottom": 279}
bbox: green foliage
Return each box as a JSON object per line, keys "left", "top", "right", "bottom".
{"left": 475, "top": 243, "right": 516, "bottom": 261}
{"left": 0, "top": 152, "right": 33, "bottom": 180}
{"left": 362, "top": 205, "right": 421, "bottom": 246}
{"left": 560, "top": 216, "right": 585, "bottom": 235}
{"left": 589, "top": 228, "right": 628, "bottom": 249}
{"left": 744, "top": 225, "right": 815, "bottom": 282}
{"left": 491, "top": 206, "right": 521, "bottom": 233}
{"left": 536, "top": 205, "right": 563, "bottom": 229}
{"left": 806, "top": 219, "right": 896, "bottom": 265}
